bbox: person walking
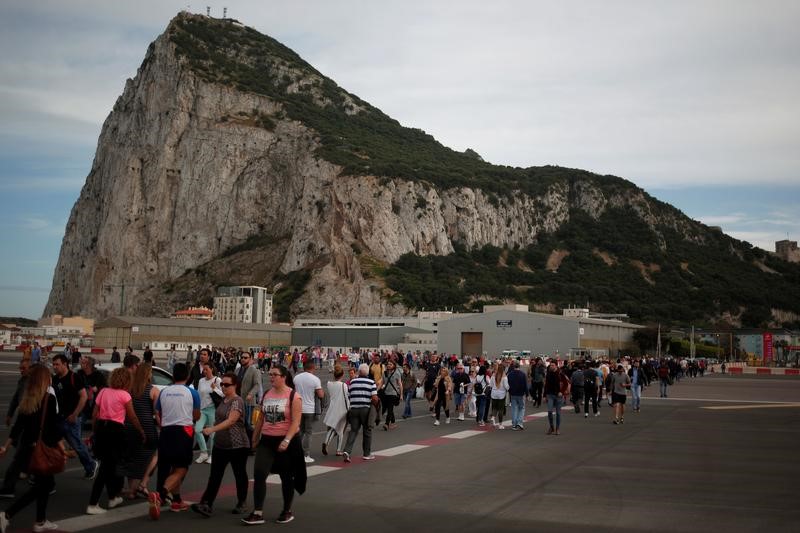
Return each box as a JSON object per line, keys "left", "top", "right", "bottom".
{"left": 322, "top": 365, "right": 349, "bottom": 456}
{"left": 292, "top": 361, "right": 324, "bottom": 464}
{"left": 544, "top": 362, "right": 569, "bottom": 435}
{"left": 0, "top": 364, "right": 65, "bottom": 533}
{"left": 191, "top": 372, "right": 250, "bottom": 517}
{"left": 431, "top": 367, "right": 453, "bottom": 426}
{"left": 610, "top": 365, "right": 632, "bottom": 425}
{"left": 583, "top": 362, "right": 600, "bottom": 418}
{"left": 244, "top": 365, "right": 306, "bottom": 525}
{"left": 628, "top": 360, "right": 646, "bottom": 412}
{"left": 451, "top": 364, "right": 470, "bottom": 422}
{"left": 530, "top": 358, "right": 545, "bottom": 408}
{"left": 0, "top": 360, "right": 31, "bottom": 499}
{"left": 150, "top": 363, "right": 200, "bottom": 519}
{"left": 51, "top": 354, "right": 98, "bottom": 480}
{"left": 507, "top": 361, "right": 527, "bottom": 430}
{"left": 237, "top": 351, "right": 261, "bottom": 444}
{"left": 124, "top": 363, "right": 159, "bottom": 499}
{"left": 400, "top": 364, "right": 416, "bottom": 419}
{"left": 193, "top": 363, "right": 222, "bottom": 464}
{"left": 381, "top": 360, "right": 402, "bottom": 430}
{"left": 658, "top": 361, "right": 670, "bottom": 397}
{"left": 474, "top": 367, "right": 491, "bottom": 426}
{"left": 86, "top": 368, "right": 145, "bottom": 514}
{"left": 342, "top": 364, "right": 379, "bottom": 463}
{"left": 489, "top": 364, "right": 509, "bottom": 429}
{"left": 570, "top": 363, "right": 585, "bottom": 414}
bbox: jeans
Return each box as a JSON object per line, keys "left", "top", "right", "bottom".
{"left": 476, "top": 395, "right": 489, "bottom": 423}
{"left": 660, "top": 378, "right": 669, "bottom": 397}
{"left": 631, "top": 384, "right": 642, "bottom": 409}
{"left": 201, "top": 447, "right": 249, "bottom": 506}
{"left": 531, "top": 382, "right": 544, "bottom": 407}
{"left": 546, "top": 394, "right": 562, "bottom": 429}
{"left": 300, "top": 413, "right": 315, "bottom": 456}
{"left": 344, "top": 407, "right": 372, "bottom": 456}
{"left": 194, "top": 406, "right": 216, "bottom": 452}
{"left": 583, "top": 385, "right": 598, "bottom": 414}
{"left": 510, "top": 395, "right": 525, "bottom": 426}
{"left": 59, "top": 416, "right": 95, "bottom": 474}
{"left": 402, "top": 390, "right": 414, "bottom": 418}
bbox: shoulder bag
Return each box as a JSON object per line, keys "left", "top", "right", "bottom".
{"left": 28, "top": 393, "right": 66, "bottom": 476}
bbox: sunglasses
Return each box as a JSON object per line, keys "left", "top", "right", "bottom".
{"left": 221, "top": 383, "right": 235, "bottom": 388}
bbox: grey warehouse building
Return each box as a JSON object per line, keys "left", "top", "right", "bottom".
{"left": 291, "top": 326, "right": 430, "bottom": 352}
{"left": 437, "top": 306, "right": 642, "bottom": 358}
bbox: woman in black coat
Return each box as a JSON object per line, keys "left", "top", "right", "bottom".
{"left": 0, "top": 364, "right": 65, "bottom": 533}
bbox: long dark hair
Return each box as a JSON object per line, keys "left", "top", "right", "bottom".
{"left": 272, "top": 365, "right": 294, "bottom": 388}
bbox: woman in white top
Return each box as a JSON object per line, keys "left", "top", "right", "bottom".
{"left": 467, "top": 368, "right": 478, "bottom": 418}
{"left": 490, "top": 364, "right": 510, "bottom": 429}
{"left": 321, "top": 365, "right": 349, "bottom": 456}
{"left": 193, "top": 363, "right": 222, "bottom": 463}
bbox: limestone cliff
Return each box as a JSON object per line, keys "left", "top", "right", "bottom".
{"left": 44, "top": 13, "right": 800, "bottom": 327}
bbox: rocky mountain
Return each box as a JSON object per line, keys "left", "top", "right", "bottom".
{"left": 45, "top": 13, "right": 800, "bottom": 327}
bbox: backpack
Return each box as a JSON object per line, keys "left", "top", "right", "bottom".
{"left": 585, "top": 370, "right": 597, "bottom": 387}
{"left": 473, "top": 376, "right": 485, "bottom": 395}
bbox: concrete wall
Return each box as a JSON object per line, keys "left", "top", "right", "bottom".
{"left": 95, "top": 324, "right": 290, "bottom": 350}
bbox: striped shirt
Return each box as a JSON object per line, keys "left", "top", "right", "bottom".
{"left": 348, "top": 377, "right": 377, "bottom": 408}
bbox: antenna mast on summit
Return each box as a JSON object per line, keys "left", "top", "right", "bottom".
{"left": 206, "top": 6, "right": 210, "bottom": 16}
{"left": 223, "top": 7, "right": 227, "bottom": 19}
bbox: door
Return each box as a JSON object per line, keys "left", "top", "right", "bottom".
{"left": 461, "top": 332, "right": 483, "bottom": 357}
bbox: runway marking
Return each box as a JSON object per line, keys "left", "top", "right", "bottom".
{"left": 55, "top": 502, "right": 148, "bottom": 531}
{"left": 642, "top": 396, "right": 798, "bottom": 404}
{"left": 442, "top": 430, "right": 484, "bottom": 439}
{"left": 374, "top": 444, "right": 428, "bottom": 456}
{"left": 701, "top": 403, "right": 800, "bottom": 410}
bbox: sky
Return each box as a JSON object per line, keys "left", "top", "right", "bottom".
{"left": 1, "top": 0, "right": 798, "bottom": 320}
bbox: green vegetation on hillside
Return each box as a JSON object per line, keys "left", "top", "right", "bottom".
{"left": 383, "top": 207, "right": 800, "bottom": 327}
{"left": 167, "top": 15, "right": 637, "bottom": 198}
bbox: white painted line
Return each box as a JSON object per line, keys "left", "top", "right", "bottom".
{"left": 306, "top": 465, "right": 341, "bottom": 476}
{"left": 528, "top": 412, "right": 549, "bottom": 418}
{"left": 442, "top": 430, "right": 484, "bottom": 439}
{"left": 56, "top": 502, "right": 148, "bottom": 532}
{"left": 373, "top": 444, "right": 428, "bottom": 457}
{"left": 641, "top": 397, "right": 796, "bottom": 404}
{"left": 701, "top": 403, "right": 800, "bottom": 410}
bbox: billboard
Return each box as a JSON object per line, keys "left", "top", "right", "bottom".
{"left": 763, "top": 333, "right": 773, "bottom": 361}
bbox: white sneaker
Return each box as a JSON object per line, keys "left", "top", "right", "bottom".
{"left": 195, "top": 453, "right": 209, "bottom": 464}
{"left": 490, "top": 416, "right": 496, "bottom": 425}
{"left": 304, "top": 456, "right": 315, "bottom": 464}
{"left": 457, "top": 413, "right": 465, "bottom": 421}
{"left": 108, "top": 496, "right": 124, "bottom": 509}
{"left": 0, "top": 511, "right": 9, "bottom": 533}
{"left": 445, "top": 417, "right": 450, "bottom": 424}
{"left": 205, "top": 455, "right": 212, "bottom": 464}
{"left": 433, "top": 419, "right": 440, "bottom": 426}
{"left": 86, "top": 505, "right": 107, "bottom": 515}
{"left": 32, "top": 521, "right": 58, "bottom": 533}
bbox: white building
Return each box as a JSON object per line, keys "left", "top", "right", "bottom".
{"left": 213, "top": 286, "right": 273, "bottom": 324}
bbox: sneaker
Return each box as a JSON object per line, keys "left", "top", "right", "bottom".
{"left": 554, "top": 429, "right": 560, "bottom": 435}
{"left": 86, "top": 505, "right": 107, "bottom": 515}
{"left": 511, "top": 425, "right": 520, "bottom": 431}
{"left": 206, "top": 455, "right": 212, "bottom": 464}
{"left": 32, "top": 520, "right": 58, "bottom": 533}
{"left": 445, "top": 417, "right": 450, "bottom": 424}
{"left": 195, "top": 452, "right": 209, "bottom": 464}
{"left": 108, "top": 496, "right": 124, "bottom": 509}
{"left": 478, "top": 421, "right": 485, "bottom": 427}
{"left": 242, "top": 512, "right": 265, "bottom": 525}
{"left": 546, "top": 427, "right": 554, "bottom": 435}
{"left": 275, "top": 510, "right": 294, "bottom": 524}
{"left": 457, "top": 413, "right": 464, "bottom": 421}
{"left": 433, "top": 419, "right": 440, "bottom": 426}
{"left": 0, "top": 491, "right": 14, "bottom": 499}
{"left": 343, "top": 452, "right": 351, "bottom": 463}
{"left": 363, "top": 455, "right": 375, "bottom": 460}
{"left": 0, "top": 511, "right": 8, "bottom": 533}
{"left": 85, "top": 460, "right": 100, "bottom": 480}
{"left": 595, "top": 412, "right": 600, "bottom": 417}
{"left": 321, "top": 443, "right": 328, "bottom": 456}
{"left": 170, "top": 501, "right": 190, "bottom": 512}
{"left": 517, "top": 423, "right": 524, "bottom": 430}
{"left": 497, "top": 425, "right": 505, "bottom": 430}
{"left": 585, "top": 413, "right": 588, "bottom": 418}
{"left": 613, "top": 419, "right": 619, "bottom": 425}
{"left": 490, "top": 416, "right": 496, "bottom": 425}
{"left": 191, "top": 502, "right": 213, "bottom": 518}
{"left": 231, "top": 503, "right": 248, "bottom": 515}
{"left": 620, "top": 418, "right": 624, "bottom": 424}
{"left": 148, "top": 491, "right": 161, "bottom": 520}
{"left": 304, "top": 456, "right": 315, "bottom": 464}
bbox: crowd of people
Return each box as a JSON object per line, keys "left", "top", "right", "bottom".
{"left": 0, "top": 344, "right": 705, "bottom": 530}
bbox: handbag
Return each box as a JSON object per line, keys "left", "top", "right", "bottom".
{"left": 28, "top": 394, "right": 66, "bottom": 476}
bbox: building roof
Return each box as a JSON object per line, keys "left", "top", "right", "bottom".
{"left": 175, "top": 308, "right": 213, "bottom": 316}
{"left": 96, "top": 316, "right": 290, "bottom": 332}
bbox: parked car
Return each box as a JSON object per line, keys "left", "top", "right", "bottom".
{"left": 94, "top": 362, "right": 174, "bottom": 390}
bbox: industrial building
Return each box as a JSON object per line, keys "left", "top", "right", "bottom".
{"left": 437, "top": 305, "right": 642, "bottom": 358}
{"left": 94, "top": 316, "right": 290, "bottom": 350}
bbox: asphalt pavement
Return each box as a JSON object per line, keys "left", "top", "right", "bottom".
{"left": 0, "top": 353, "right": 798, "bottom": 532}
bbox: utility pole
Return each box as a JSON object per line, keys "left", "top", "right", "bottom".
{"left": 103, "top": 283, "right": 137, "bottom": 315}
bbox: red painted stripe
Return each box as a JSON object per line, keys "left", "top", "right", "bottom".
{"left": 785, "top": 369, "right": 800, "bottom": 375}
{"left": 756, "top": 368, "right": 771, "bottom": 374}
{"left": 729, "top": 367, "right": 743, "bottom": 374}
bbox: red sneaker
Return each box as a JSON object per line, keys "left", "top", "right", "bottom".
{"left": 170, "top": 501, "right": 190, "bottom": 512}
{"left": 148, "top": 492, "right": 161, "bottom": 520}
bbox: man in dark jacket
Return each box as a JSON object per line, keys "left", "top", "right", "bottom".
{"left": 570, "top": 364, "right": 585, "bottom": 414}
